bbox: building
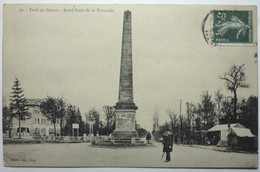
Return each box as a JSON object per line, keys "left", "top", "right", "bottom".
{"left": 207, "top": 123, "right": 255, "bottom": 148}
{"left": 10, "top": 99, "right": 61, "bottom": 139}
{"left": 228, "top": 126, "right": 255, "bottom": 151}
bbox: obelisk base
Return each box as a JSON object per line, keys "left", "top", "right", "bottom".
{"left": 112, "top": 107, "right": 138, "bottom": 139}
{"left": 112, "top": 130, "right": 138, "bottom": 139}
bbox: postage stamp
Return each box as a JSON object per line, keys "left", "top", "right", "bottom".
{"left": 202, "top": 10, "right": 254, "bottom": 46}
{"left": 212, "top": 10, "right": 252, "bottom": 44}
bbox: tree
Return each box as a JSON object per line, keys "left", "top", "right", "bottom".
{"left": 87, "top": 108, "right": 100, "bottom": 135}
{"left": 214, "top": 89, "right": 224, "bottom": 124}
{"left": 9, "top": 77, "right": 31, "bottom": 139}
{"left": 194, "top": 117, "right": 202, "bottom": 131}
{"left": 64, "top": 104, "right": 81, "bottom": 136}
{"left": 178, "top": 114, "right": 185, "bottom": 135}
{"left": 166, "top": 109, "right": 178, "bottom": 134}
{"left": 136, "top": 127, "right": 148, "bottom": 138}
{"left": 56, "top": 98, "right": 66, "bottom": 137}
{"left": 2, "top": 105, "right": 12, "bottom": 136}
{"left": 219, "top": 97, "right": 233, "bottom": 124}
{"left": 197, "top": 91, "right": 216, "bottom": 130}
{"left": 103, "top": 106, "right": 115, "bottom": 134}
{"left": 40, "top": 96, "right": 62, "bottom": 138}
{"left": 220, "top": 64, "right": 249, "bottom": 121}
{"left": 159, "top": 122, "right": 170, "bottom": 137}
{"left": 186, "top": 102, "right": 197, "bottom": 133}
{"left": 79, "top": 120, "right": 86, "bottom": 136}
{"left": 239, "top": 96, "right": 258, "bottom": 135}
{"left": 152, "top": 110, "right": 160, "bottom": 132}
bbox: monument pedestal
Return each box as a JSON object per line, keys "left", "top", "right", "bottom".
{"left": 112, "top": 130, "right": 138, "bottom": 139}
{"left": 112, "top": 105, "right": 138, "bottom": 139}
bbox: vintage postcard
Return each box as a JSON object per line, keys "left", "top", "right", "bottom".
{"left": 2, "top": 4, "right": 258, "bottom": 168}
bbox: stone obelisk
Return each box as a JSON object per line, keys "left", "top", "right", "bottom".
{"left": 112, "top": 10, "right": 138, "bottom": 139}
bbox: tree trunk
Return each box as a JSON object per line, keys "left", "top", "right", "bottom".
{"left": 233, "top": 90, "right": 237, "bottom": 122}
{"left": 107, "top": 117, "right": 110, "bottom": 134}
{"left": 217, "top": 102, "right": 220, "bottom": 124}
{"left": 53, "top": 122, "right": 56, "bottom": 139}
{"left": 18, "top": 118, "right": 21, "bottom": 139}
{"left": 9, "top": 128, "right": 11, "bottom": 138}
{"left": 60, "top": 119, "right": 62, "bottom": 139}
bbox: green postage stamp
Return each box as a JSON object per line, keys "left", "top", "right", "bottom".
{"left": 213, "top": 10, "right": 252, "bottom": 44}
{"left": 202, "top": 10, "right": 254, "bottom": 45}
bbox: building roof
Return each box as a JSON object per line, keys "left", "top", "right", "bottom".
{"left": 27, "top": 99, "right": 44, "bottom": 106}
{"left": 230, "top": 127, "right": 255, "bottom": 137}
{"left": 207, "top": 123, "right": 245, "bottom": 132}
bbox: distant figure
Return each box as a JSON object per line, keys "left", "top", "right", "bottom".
{"left": 146, "top": 132, "right": 152, "bottom": 144}
{"left": 162, "top": 129, "right": 173, "bottom": 162}
{"left": 174, "top": 136, "right": 178, "bottom": 144}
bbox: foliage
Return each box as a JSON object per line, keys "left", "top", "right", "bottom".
{"left": 197, "top": 91, "right": 216, "bottom": 130}
{"left": 64, "top": 104, "right": 82, "bottom": 136}
{"left": 56, "top": 98, "right": 66, "bottom": 136}
{"left": 219, "top": 97, "right": 233, "bottom": 124}
{"left": 40, "top": 96, "right": 66, "bottom": 138}
{"left": 2, "top": 105, "right": 12, "bottom": 134}
{"left": 137, "top": 128, "right": 148, "bottom": 138}
{"left": 239, "top": 96, "right": 258, "bottom": 135}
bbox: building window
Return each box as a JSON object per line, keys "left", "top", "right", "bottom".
{"left": 17, "top": 127, "right": 29, "bottom": 133}
{"left": 38, "top": 118, "right": 40, "bottom": 124}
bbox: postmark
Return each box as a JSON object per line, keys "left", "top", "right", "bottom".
{"left": 202, "top": 10, "right": 254, "bottom": 46}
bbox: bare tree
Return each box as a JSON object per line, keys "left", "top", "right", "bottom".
{"left": 102, "top": 106, "right": 115, "bottom": 133}
{"left": 87, "top": 108, "right": 100, "bottom": 134}
{"left": 220, "top": 64, "right": 249, "bottom": 121}
{"left": 166, "top": 109, "right": 178, "bottom": 134}
{"left": 186, "top": 102, "right": 197, "bottom": 132}
{"left": 152, "top": 110, "right": 160, "bottom": 132}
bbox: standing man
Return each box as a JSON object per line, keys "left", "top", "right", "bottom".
{"left": 162, "top": 129, "right": 173, "bottom": 162}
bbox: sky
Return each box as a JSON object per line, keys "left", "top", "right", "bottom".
{"left": 3, "top": 4, "right": 258, "bottom": 132}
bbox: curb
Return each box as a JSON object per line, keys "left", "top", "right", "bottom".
{"left": 183, "top": 144, "right": 257, "bottom": 154}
